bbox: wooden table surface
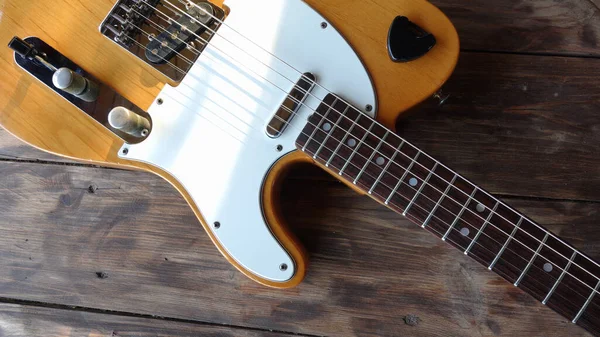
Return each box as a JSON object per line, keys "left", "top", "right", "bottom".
{"left": 1, "top": 1, "right": 599, "bottom": 336}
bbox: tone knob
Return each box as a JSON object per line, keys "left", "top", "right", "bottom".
{"left": 52, "top": 68, "right": 99, "bottom": 103}
{"left": 108, "top": 107, "right": 151, "bottom": 138}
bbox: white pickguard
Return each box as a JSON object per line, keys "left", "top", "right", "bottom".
{"left": 119, "top": 0, "right": 376, "bottom": 282}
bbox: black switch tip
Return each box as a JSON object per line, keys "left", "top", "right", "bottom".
{"left": 8, "top": 36, "right": 37, "bottom": 59}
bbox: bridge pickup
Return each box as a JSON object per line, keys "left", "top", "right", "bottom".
{"left": 145, "top": 2, "right": 214, "bottom": 64}
{"left": 266, "top": 73, "right": 316, "bottom": 138}
{"left": 100, "top": 0, "right": 226, "bottom": 82}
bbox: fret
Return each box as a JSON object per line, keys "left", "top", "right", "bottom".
{"left": 354, "top": 131, "right": 389, "bottom": 184}
{"left": 369, "top": 140, "right": 403, "bottom": 194}
{"left": 313, "top": 104, "right": 346, "bottom": 159}
{"left": 339, "top": 121, "right": 375, "bottom": 177}
{"left": 489, "top": 217, "right": 523, "bottom": 270}
{"left": 385, "top": 151, "right": 421, "bottom": 205}
{"left": 514, "top": 232, "right": 549, "bottom": 286}
{"left": 422, "top": 174, "right": 457, "bottom": 228}
{"left": 543, "top": 251, "right": 577, "bottom": 305}
{"left": 442, "top": 188, "right": 477, "bottom": 241}
{"left": 423, "top": 174, "right": 473, "bottom": 242}
{"left": 574, "top": 281, "right": 600, "bottom": 323}
{"left": 464, "top": 202, "right": 500, "bottom": 255}
{"left": 302, "top": 99, "right": 337, "bottom": 152}
{"left": 403, "top": 162, "right": 438, "bottom": 216}
{"left": 326, "top": 109, "right": 361, "bottom": 167}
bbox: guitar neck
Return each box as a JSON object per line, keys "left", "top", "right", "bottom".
{"left": 296, "top": 94, "right": 600, "bottom": 335}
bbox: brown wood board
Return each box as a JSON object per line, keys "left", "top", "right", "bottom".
{"left": 0, "top": 160, "right": 597, "bottom": 336}
{"left": 0, "top": 303, "right": 289, "bottom": 337}
{"left": 431, "top": 0, "right": 600, "bottom": 56}
{"left": 396, "top": 52, "right": 600, "bottom": 201}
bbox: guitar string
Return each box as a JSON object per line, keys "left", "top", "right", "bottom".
{"left": 118, "top": 7, "right": 600, "bottom": 296}
{"left": 123, "top": 33, "right": 600, "bottom": 310}
{"left": 127, "top": 3, "right": 600, "bottom": 291}
{"left": 154, "top": 0, "right": 600, "bottom": 280}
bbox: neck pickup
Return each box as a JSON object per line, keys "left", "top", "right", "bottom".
{"left": 266, "top": 73, "right": 316, "bottom": 138}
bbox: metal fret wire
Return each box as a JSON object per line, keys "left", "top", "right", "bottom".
{"left": 354, "top": 131, "right": 389, "bottom": 184}
{"left": 422, "top": 175, "right": 457, "bottom": 228}
{"left": 443, "top": 188, "right": 477, "bottom": 241}
{"left": 464, "top": 202, "right": 499, "bottom": 255}
{"left": 514, "top": 233, "right": 549, "bottom": 286}
{"left": 574, "top": 281, "right": 600, "bottom": 323}
{"left": 313, "top": 105, "right": 349, "bottom": 159}
{"left": 403, "top": 162, "right": 437, "bottom": 216}
{"left": 489, "top": 217, "right": 523, "bottom": 270}
{"left": 544, "top": 251, "right": 578, "bottom": 305}
{"left": 154, "top": 0, "right": 600, "bottom": 284}
{"left": 370, "top": 141, "right": 403, "bottom": 194}
{"left": 127, "top": 1, "right": 600, "bottom": 311}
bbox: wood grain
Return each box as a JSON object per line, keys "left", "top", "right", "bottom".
{"left": 431, "top": 0, "right": 600, "bottom": 56}
{"left": 0, "top": 303, "right": 287, "bottom": 337}
{"left": 0, "top": 128, "right": 74, "bottom": 163}
{"left": 0, "top": 160, "right": 597, "bottom": 337}
{"left": 397, "top": 52, "right": 600, "bottom": 202}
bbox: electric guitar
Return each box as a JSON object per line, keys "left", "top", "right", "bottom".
{"left": 1, "top": 0, "right": 599, "bottom": 335}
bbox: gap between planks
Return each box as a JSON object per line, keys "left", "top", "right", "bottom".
{"left": 0, "top": 297, "right": 324, "bottom": 337}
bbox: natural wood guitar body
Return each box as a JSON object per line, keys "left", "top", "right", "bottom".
{"left": 0, "top": 0, "right": 459, "bottom": 287}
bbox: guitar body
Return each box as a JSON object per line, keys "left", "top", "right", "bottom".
{"left": 0, "top": 0, "right": 459, "bottom": 286}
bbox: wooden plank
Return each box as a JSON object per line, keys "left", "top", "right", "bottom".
{"left": 0, "top": 160, "right": 597, "bottom": 337}
{"left": 397, "top": 52, "right": 600, "bottom": 201}
{"left": 0, "top": 303, "right": 286, "bottom": 337}
{"left": 0, "top": 127, "right": 74, "bottom": 162}
{"left": 430, "top": 0, "right": 600, "bottom": 56}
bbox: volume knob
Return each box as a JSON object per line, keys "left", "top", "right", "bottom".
{"left": 52, "top": 68, "right": 99, "bottom": 103}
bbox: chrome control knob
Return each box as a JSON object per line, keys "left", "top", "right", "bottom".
{"left": 108, "top": 107, "right": 151, "bottom": 138}
{"left": 52, "top": 67, "right": 99, "bottom": 103}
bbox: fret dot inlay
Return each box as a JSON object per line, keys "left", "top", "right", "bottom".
{"left": 409, "top": 177, "right": 418, "bottom": 187}
{"left": 347, "top": 138, "right": 357, "bottom": 147}
{"left": 376, "top": 157, "right": 385, "bottom": 166}
{"left": 460, "top": 227, "right": 470, "bottom": 237}
{"left": 476, "top": 203, "right": 485, "bottom": 213}
{"left": 322, "top": 123, "right": 332, "bottom": 132}
{"left": 543, "top": 263, "right": 553, "bottom": 272}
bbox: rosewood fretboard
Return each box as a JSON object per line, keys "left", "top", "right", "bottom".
{"left": 296, "top": 94, "right": 600, "bottom": 336}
